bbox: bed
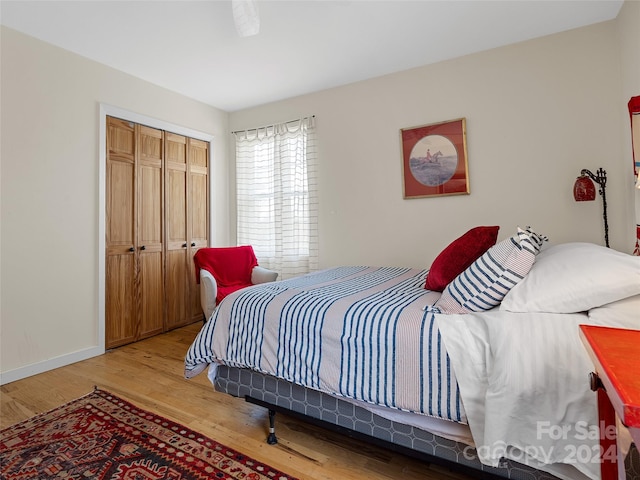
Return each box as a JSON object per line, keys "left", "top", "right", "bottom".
{"left": 185, "top": 226, "right": 640, "bottom": 480}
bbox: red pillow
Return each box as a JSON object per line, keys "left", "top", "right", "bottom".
{"left": 424, "top": 226, "right": 500, "bottom": 292}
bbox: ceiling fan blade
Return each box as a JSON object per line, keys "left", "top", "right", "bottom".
{"left": 232, "top": 0, "right": 260, "bottom": 37}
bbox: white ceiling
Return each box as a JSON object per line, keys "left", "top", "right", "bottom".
{"left": 0, "top": 0, "right": 624, "bottom": 112}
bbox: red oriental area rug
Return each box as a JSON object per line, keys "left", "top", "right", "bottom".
{"left": 0, "top": 388, "right": 298, "bottom": 480}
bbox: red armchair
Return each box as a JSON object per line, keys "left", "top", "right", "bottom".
{"left": 194, "top": 246, "right": 278, "bottom": 320}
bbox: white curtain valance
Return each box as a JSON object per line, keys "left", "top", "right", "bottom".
{"left": 233, "top": 116, "right": 315, "bottom": 142}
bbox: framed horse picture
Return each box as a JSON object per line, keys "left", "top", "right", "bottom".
{"left": 400, "top": 118, "right": 470, "bottom": 199}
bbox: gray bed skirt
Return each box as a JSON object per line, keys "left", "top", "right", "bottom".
{"left": 214, "top": 365, "right": 565, "bottom": 480}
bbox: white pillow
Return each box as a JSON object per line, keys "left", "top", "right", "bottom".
{"left": 435, "top": 227, "right": 547, "bottom": 314}
{"left": 587, "top": 295, "right": 640, "bottom": 330}
{"left": 500, "top": 242, "right": 640, "bottom": 313}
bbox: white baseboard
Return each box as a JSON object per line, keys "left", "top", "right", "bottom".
{"left": 0, "top": 346, "right": 104, "bottom": 386}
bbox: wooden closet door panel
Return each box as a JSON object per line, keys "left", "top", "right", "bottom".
{"left": 139, "top": 251, "right": 164, "bottom": 339}
{"left": 106, "top": 117, "right": 135, "bottom": 250}
{"left": 188, "top": 138, "right": 208, "bottom": 246}
{"left": 106, "top": 117, "right": 137, "bottom": 348}
{"left": 139, "top": 125, "right": 163, "bottom": 161}
{"left": 105, "top": 255, "right": 137, "bottom": 348}
{"left": 166, "top": 132, "right": 187, "bottom": 165}
{"left": 165, "top": 133, "right": 187, "bottom": 252}
{"left": 138, "top": 165, "right": 163, "bottom": 247}
{"left": 106, "top": 161, "right": 135, "bottom": 248}
{"left": 108, "top": 117, "right": 135, "bottom": 160}
{"left": 190, "top": 171, "right": 208, "bottom": 244}
{"left": 165, "top": 133, "right": 190, "bottom": 329}
{"left": 165, "top": 249, "right": 189, "bottom": 327}
{"left": 137, "top": 165, "right": 164, "bottom": 338}
{"left": 166, "top": 168, "right": 187, "bottom": 248}
{"left": 189, "top": 177, "right": 207, "bottom": 320}
{"left": 137, "top": 126, "right": 164, "bottom": 336}
{"left": 105, "top": 160, "right": 136, "bottom": 348}
{"left": 189, "top": 138, "right": 208, "bottom": 168}
{"left": 188, "top": 139, "right": 209, "bottom": 320}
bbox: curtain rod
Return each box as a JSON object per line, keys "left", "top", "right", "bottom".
{"left": 232, "top": 115, "right": 315, "bottom": 135}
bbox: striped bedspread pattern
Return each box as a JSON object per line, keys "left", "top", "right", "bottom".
{"left": 185, "top": 266, "right": 466, "bottom": 423}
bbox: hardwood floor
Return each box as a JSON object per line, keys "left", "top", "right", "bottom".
{"left": 1, "top": 323, "right": 475, "bottom": 480}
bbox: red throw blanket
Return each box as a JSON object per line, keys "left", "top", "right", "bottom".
{"left": 194, "top": 246, "right": 259, "bottom": 303}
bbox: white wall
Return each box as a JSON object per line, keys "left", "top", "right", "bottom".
{"left": 230, "top": 19, "right": 633, "bottom": 270}
{"left": 616, "top": 0, "right": 640, "bottom": 231}
{"left": 0, "top": 26, "right": 232, "bottom": 382}
{"left": 1, "top": 2, "right": 637, "bottom": 383}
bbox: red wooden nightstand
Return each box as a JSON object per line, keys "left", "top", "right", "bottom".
{"left": 580, "top": 325, "right": 640, "bottom": 480}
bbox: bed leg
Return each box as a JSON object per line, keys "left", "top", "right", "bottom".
{"left": 267, "top": 409, "right": 278, "bottom": 445}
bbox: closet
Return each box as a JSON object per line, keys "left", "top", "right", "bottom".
{"left": 105, "top": 116, "right": 209, "bottom": 349}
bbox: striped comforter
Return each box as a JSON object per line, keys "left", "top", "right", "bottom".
{"left": 185, "top": 266, "right": 467, "bottom": 423}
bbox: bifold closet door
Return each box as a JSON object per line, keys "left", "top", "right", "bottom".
{"left": 106, "top": 118, "right": 164, "bottom": 349}
{"left": 137, "top": 125, "right": 164, "bottom": 341}
{"left": 188, "top": 138, "right": 209, "bottom": 321}
{"left": 165, "top": 135, "right": 209, "bottom": 327}
{"left": 106, "top": 118, "right": 137, "bottom": 348}
{"left": 165, "top": 133, "right": 191, "bottom": 329}
{"left": 106, "top": 116, "right": 209, "bottom": 347}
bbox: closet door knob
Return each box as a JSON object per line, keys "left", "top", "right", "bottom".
{"left": 182, "top": 243, "right": 187, "bottom": 248}
{"left": 191, "top": 242, "right": 196, "bottom": 247}
{"left": 128, "top": 247, "right": 135, "bottom": 252}
{"left": 140, "top": 245, "right": 146, "bottom": 251}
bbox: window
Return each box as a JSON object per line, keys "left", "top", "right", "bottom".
{"left": 235, "top": 117, "right": 318, "bottom": 279}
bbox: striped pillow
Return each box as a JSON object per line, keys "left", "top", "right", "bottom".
{"left": 434, "top": 227, "right": 547, "bottom": 314}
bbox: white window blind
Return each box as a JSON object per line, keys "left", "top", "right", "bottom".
{"left": 235, "top": 116, "right": 318, "bottom": 279}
